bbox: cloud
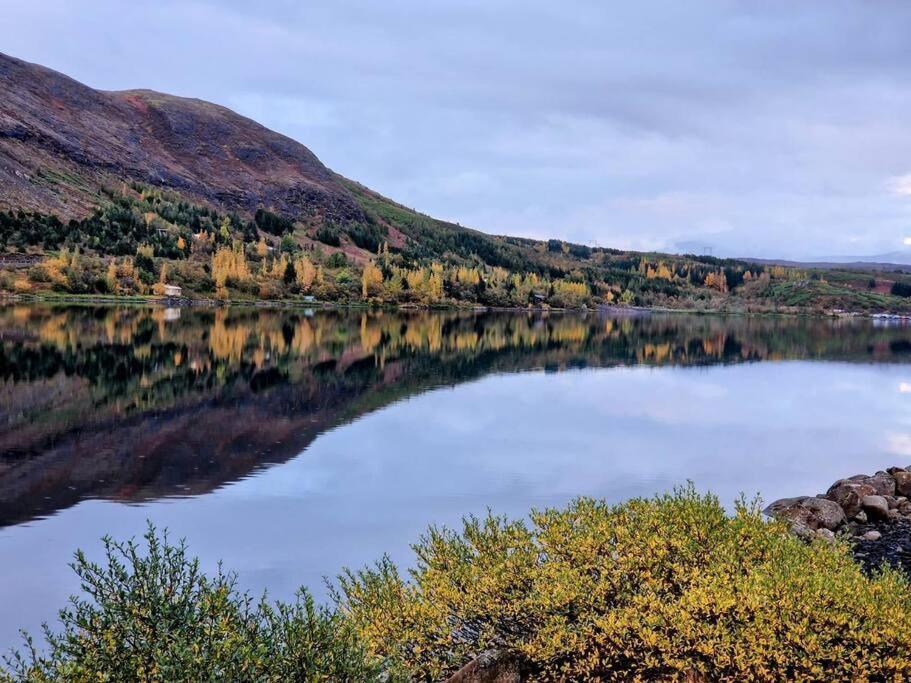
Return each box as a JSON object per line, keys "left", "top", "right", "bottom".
{"left": 888, "top": 174, "right": 911, "bottom": 196}
{"left": 888, "top": 433, "right": 911, "bottom": 457}
{"left": 4, "top": 1, "right": 911, "bottom": 258}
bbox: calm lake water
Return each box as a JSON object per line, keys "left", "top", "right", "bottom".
{"left": 1, "top": 304, "right": 910, "bottom": 650}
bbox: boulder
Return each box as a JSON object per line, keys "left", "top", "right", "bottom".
{"left": 865, "top": 472, "right": 897, "bottom": 496}
{"left": 861, "top": 495, "right": 890, "bottom": 521}
{"left": 861, "top": 530, "right": 882, "bottom": 542}
{"left": 855, "top": 510, "right": 868, "bottom": 523}
{"left": 826, "top": 481, "right": 875, "bottom": 518}
{"left": 789, "top": 522, "right": 815, "bottom": 541}
{"left": 764, "top": 496, "right": 846, "bottom": 531}
{"left": 815, "top": 528, "right": 836, "bottom": 543}
{"left": 893, "top": 470, "right": 911, "bottom": 497}
{"left": 445, "top": 650, "right": 525, "bottom": 683}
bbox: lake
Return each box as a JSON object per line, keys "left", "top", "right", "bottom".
{"left": 0, "top": 304, "right": 909, "bottom": 651}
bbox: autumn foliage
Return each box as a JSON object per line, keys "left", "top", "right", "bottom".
{"left": 338, "top": 486, "right": 911, "bottom": 681}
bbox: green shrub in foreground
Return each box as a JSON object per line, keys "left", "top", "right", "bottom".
{"left": 1, "top": 526, "right": 381, "bottom": 682}
{"left": 337, "top": 486, "right": 911, "bottom": 681}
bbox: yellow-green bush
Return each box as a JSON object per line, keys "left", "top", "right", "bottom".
{"left": 3, "top": 526, "right": 382, "bottom": 682}
{"left": 337, "top": 486, "right": 911, "bottom": 681}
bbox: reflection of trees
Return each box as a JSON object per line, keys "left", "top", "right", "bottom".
{"left": 2, "top": 306, "right": 910, "bottom": 408}
{"left": 0, "top": 304, "right": 909, "bottom": 527}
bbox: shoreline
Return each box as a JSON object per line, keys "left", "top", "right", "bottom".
{"left": 764, "top": 466, "right": 911, "bottom": 578}
{"left": 2, "top": 291, "right": 909, "bottom": 319}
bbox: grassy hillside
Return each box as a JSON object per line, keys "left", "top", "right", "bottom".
{"left": 3, "top": 182, "right": 911, "bottom": 312}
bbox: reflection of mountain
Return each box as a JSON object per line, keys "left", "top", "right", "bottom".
{"left": 1, "top": 305, "right": 909, "bottom": 528}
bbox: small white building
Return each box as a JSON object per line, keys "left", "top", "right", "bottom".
{"left": 163, "top": 284, "right": 182, "bottom": 297}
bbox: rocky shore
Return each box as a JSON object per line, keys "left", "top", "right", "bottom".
{"left": 764, "top": 465, "right": 911, "bottom": 576}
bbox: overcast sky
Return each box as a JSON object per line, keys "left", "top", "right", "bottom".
{"left": 4, "top": 1, "right": 911, "bottom": 259}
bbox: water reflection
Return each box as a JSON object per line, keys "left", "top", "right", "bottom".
{"left": 0, "top": 304, "right": 909, "bottom": 529}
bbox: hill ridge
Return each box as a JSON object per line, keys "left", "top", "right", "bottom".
{"left": 0, "top": 51, "right": 362, "bottom": 224}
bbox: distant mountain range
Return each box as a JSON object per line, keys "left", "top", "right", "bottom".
{"left": 740, "top": 252, "right": 911, "bottom": 272}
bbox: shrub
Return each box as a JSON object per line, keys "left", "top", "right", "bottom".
{"left": 315, "top": 225, "right": 341, "bottom": 247}
{"left": 891, "top": 281, "right": 911, "bottom": 297}
{"left": 254, "top": 209, "right": 294, "bottom": 236}
{"left": 337, "top": 486, "right": 911, "bottom": 681}
{"left": 325, "top": 252, "right": 347, "bottom": 269}
{"left": 2, "top": 525, "right": 382, "bottom": 682}
{"left": 345, "top": 222, "right": 386, "bottom": 253}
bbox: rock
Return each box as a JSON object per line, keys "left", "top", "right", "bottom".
{"left": 889, "top": 509, "right": 902, "bottom": 521}
{"left": 790, "top": 522, "right": 815, "bottom": 541}
{"left": 899, "top": 502, "right": 911, "bottom": 516}
{"left": 865, "top": 472, "right": 897, "bottom": 496}
{"left": 445, "top": 650, "right": 525, "bottom": 683}
{"left": 826, "top": 481, "right": 876, "bottom": 518}
{"left": 893, "top": 470, "right": 911, "bottom": 497}
{"left": 861, "top": 530, "right": 882, "bottom": 542}
{"left": 862, "top": 495, "right": 890, "bottom": 520}
{"left": 887, "top": 466, "right": 906, "bottom": 475}
{"left": 887, "top": 496, "right": 901, "bottom": 509}
{"left": 806, "top": 497, "right": 848, "bottom": 530}
{"left": 854, "top": 510, "right": 868, "bottom": 523}
{"left": 764, "top": 496, "right": 846, "bottom": 531}
{"left": 815, "top": 528, "right": 836, "bottom": 543}
{"left": 764, "top": 496, "right": 809, "bottom": 521}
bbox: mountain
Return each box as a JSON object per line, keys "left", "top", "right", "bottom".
{"left": 1, "top": 51, "right": 911, "bottom": 313}
{"left": 741, "top": 256, "right": 911, "bottom": 273}
{"left": 0, "top": 51, "right": 555, "bottom": 272}
{"left": 0, "top": 52, "right": 365, "bottom": 225}
{"left": 818, "top": 250, "right": 911, "bottom": 268}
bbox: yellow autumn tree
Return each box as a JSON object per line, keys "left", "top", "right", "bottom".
{"left": 294, "top": 255, "right": 317, "bottom": 290}
{"left": 429, "top": 263, "right": 444, "bottom": 301}
{"left": 455, "top": 266, "right": 481, "bottom": 286}
{"left": 362, "top": 262, "right": 384, "bottom": 298}
{"left": 212, "top": 243, "right": 250, "bottom": 297}
{"left": 704, "top": 270, "right": 728, "bottom": 293}
{"left": 105, "top": 257, "right": 141, "bottom": 295}
{"left": 269, "top": 254, "right": 289, "bottom": 280}
{"left": 552, "top": 279, "right": 588, "bottom": 307}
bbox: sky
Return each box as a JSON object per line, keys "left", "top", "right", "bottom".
{"left": 3, "top": 0, "right": 911, "bottom": 259}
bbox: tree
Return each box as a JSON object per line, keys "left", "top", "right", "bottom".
{"left": 361, "top": 262, "right": 384, "bottom": 298}
{"left": 212, "top": 243, "right": 249, "bottom": 296}
{"left": 295, "top": 256, "right": 317, "bottom": 290}
{"left": 284, "top": 259, "right": 297, "bottom": 284}
{"left": 704, "top": 270, "right": 728, "bottom": 293}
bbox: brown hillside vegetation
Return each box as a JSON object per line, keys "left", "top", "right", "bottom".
{"left": 0, "top": 52, "right": 362, "bottom": 224}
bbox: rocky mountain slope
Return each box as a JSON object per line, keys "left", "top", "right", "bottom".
{"left": 0, "top": 51, "right": 363, "bottom": 225}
